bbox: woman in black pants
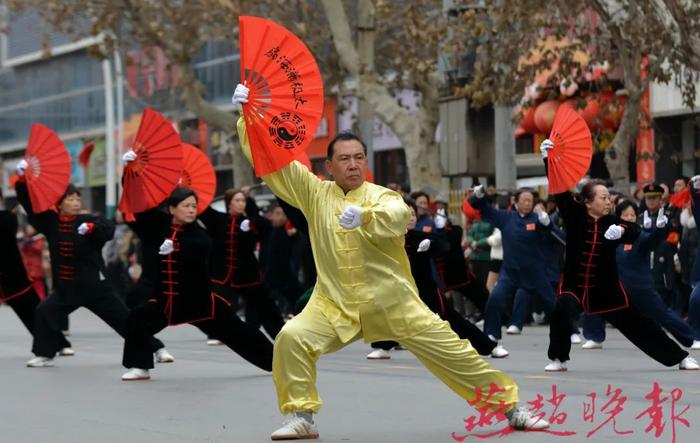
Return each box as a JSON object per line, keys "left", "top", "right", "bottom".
{"left": 541, "top": 139, "right": 696, "bottom": 371}
{"left": 369, "top": 199, "right": 497, "bottom": 359}
{"left": 199, "top": 189, "right": 285, "bottom": 339}
{"left": 120, "top": 187, "right": 273, "bottom": 380}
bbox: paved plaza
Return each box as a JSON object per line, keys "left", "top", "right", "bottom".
{"left": 0, "top": 306, "right": 698, "bottom": 443}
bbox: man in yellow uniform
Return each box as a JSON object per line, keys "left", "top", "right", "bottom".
{"left": 232, "top": 84, "right": 547, "bottom": 440}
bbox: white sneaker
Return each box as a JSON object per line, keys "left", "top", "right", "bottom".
{"left": 475, "top": 319, "right": 484, "bottom": 329}
{"left": 532, "top": 312, "right": 546, "bottom": 325}
{"left": 570, "top": 334, "right": 582, "bottom": 344}
{"left": 121, "top": 368, "right": 151, "bottom": 381}
{"left": 506, "top": 325, "right": 521, "bottom": 335}
{"left": 366, "top": 349, "right": 391, "bottom": 360}
{"left": 507, "top": 406, "right": 550, "bottom": 430}
{"left": 491, "top": 344, "right": 509, "bottom": 358}
{"left": 155, "top": 348, "right": 175, "bottom": 363}
{"left": 271, "top": 413, "right": 319, "bottom": 440}
{"left": 207, "top": 339, "right": 223, "bottom": 346}
{"left": 26, "top": 356, "right": 55, "bottom": 367}
{"left": 62, "top": 330, "right": 71, "bottom": 336}
{"left": 679, "top": 356, "right": 700, "bottom": 370}
{"left": 58, "top": 347, "right": 75, "bottom": 356}
{"left": 691, "top": 340, "right": 700, "bottom": 350}
{"left": 544, "top": 359, "right": 567, "bottom": 372}
{"left": 581, "top": 340, "right": 603, "bottom": 349}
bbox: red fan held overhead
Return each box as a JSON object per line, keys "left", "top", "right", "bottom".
{"left": 179, "top": 144, "right": 216, "bottom": 214}
{"left": 239, "top": 16, "right": 325, "bottom": 176}
{"left": 119, "top": 108, "right": 183, "bottom": 216}
{"left": 22, "top": 124, "right": 71, "bottom": 213}
{"left": 546, "top": 105, "right": 593, "bottom": 194}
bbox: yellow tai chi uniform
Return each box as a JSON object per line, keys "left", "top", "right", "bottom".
{"left": 237, "top": 117, "right": 518, "bottom": 414}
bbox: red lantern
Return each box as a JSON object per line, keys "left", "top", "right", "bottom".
{"left": 579, "top": 96, "right": 601, "bottom": 131}
{"left": 534, "top": 100, "right": 560, "bottom": 133}
{"left": 518, "top": 105, "right": 538, "bottom": 134}
{"left": 600, "top": 92, "right": 626, "bottom": 129}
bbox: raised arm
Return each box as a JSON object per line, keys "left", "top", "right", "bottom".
{"left": 14, "top": 180, "right": 55, "bottom": 234}
{"left": 468, "top": 194, "right": 509, "bottom": 229}
{"left": 237, "top": 117, "right": 322, "bottom": 214}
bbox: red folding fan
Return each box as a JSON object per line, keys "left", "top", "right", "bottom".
{"left": 546, "top": 105, "right": 593, "bottom": 194}
{"left": 119, "top": 108, "right": 183, "bottom": 215}
{"left": 179, "top": 144, "right": 216, "bottom": 214}
{"left": 239, "top": 16, "right": 325, "bottom": 176}
{"left": 23, "top": 124, "right": 71, "bottom": 212}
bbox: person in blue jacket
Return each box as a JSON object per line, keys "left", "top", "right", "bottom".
{"left": 469, "top": 187, "right": 555, "bottom": 355}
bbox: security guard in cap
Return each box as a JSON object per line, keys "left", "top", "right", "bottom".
{"left": 642, "top": 183, "right": 681, "bottom": 310}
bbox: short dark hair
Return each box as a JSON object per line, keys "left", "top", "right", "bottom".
{"left": 514, "top": 188, "right": 537, "bottom": 202}
{"left": 615, "top": 199, "right": 638, "bottom": 218}
{"left": 327, "top": 132, "right": 368, "bottom": 159}
{"left": 578, "top": 179, "right": 608, "bottom": 204}
{"left": 167, "top": 187, "right": 198, "bottom": 207}
{"left": 58, "top": 184, "right": 81, "bottom": 204}
{"left": 410, "top": 191, "right": 430, "bottom": 203}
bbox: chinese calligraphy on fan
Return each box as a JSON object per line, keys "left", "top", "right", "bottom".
{"left": 264, "top": 46, "right": 307, "bottom": 109}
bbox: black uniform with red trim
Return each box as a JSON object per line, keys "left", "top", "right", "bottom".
{"left": 1, "top": 208, "right": 71, "bottom": 345}
{"left": 15, "top": 181, "right": 164, "bottom": 359}
{"left": 432, "top": 223, "right": 488, "bottom": 312}
{"left": 546, "top": 159, "right": 689, "bottom": 366}
{"left": 127, "top": 208, "right": 218, "bottom": 325}
{"left": 122, "top": 206, "right": 273, "bottom": 371}
{"left": 199, "top": 197, "right": 284, "bottom": 338}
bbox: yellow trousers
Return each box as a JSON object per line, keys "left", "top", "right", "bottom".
{"left": 272, "top": 296, "right": 519, "bottom": 414}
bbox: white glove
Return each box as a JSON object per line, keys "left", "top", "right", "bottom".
{"left": 240, "top": 219, "right": 251, "bottom": 232}
{"left": 122, "top": 150, "right": 137, "bottom": 163}
{"left": 158, "top": 239, "right": 174, "bottom": 255}
{"left": 691, "top": 175, "right": 700, "bottom": 190}
{"left": 540, "top": 139, "right": 554, "bottom": 158}
{"left": 643, "top": 210, "right": 652, "bottom": 229}
{"left": 77, "top": 222, "right": 92, "bottom": 235}
{"left": 604, "top": 224, "right": 624, "bottom": 240}
{"left": 16, "top": 159, "right": 28, "bottom": 176}
{"left": 339, "top": 205, "right": 363, "bottom": 229}
{"left": 434, "top": 209, "right": 447, "bottom": 229}
{"left": 473, "top": 185, "right": 485, "bottom": 199}
{"left": 417, "top": 239, "right": 431, "bottom": 252}
{"left": 536, "top": 210, "right": 551, "bottom": 226}
{"left": 656, "top": 207, "right": 668, "bottom": 229}
{"left": 231, "top": 83, "right": 249, "bottom": 110}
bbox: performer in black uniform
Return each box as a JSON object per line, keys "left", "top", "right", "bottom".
{"left": 120, "top": 186, "right": 273, "bottom": 380}
{"left": 199, "top": 189, "right": 284, "bottom": 339}
{"left": 14, "top": 162, "right": 172, "bottom": 368}
{"left": 0, "top": 189, "right": 70, "bottom": 351}
{"left": 540, "top": 139, "right": 696, "bottom": 371}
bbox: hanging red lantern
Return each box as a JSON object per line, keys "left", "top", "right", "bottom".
{"left": 579, "top": 95, "right": 601, "bottom": 131}
{"left": 599, "top": 92, "right": 626, "bottom": 129}
{"left": 517, "top": 105, "right": 538, "bottom": 134}
{"left": 534, "top": 100, "right": 560, "bottom": 133}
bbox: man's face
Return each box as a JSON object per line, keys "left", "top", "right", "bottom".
{"left": 645, "top": 195, "right": 661, "bottom": 212}
{"left": 325, "top": 140, "right": 367, "bottom": 193}
{"left": 516, "top": 191, "right": 534, "bottom": 215}
{"left": 58, "top": 193, "right": 82, "bottom": 217}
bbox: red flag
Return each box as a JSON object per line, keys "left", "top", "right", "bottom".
{"left": 78, "top": 141, "right": 95, "bottom": 168}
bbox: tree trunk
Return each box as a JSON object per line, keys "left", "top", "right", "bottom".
{"left": 604, "top": 48, "right": 643, "bottom": 194}
{"left": 321, "top": 0, "right": 443, "bottom": 191}
{"left": 179, "top": 65, "right": 255, "bottom": 188}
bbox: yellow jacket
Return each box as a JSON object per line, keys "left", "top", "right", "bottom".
{"left": 237, "top": 117, "right": 435, "bottom": 343}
